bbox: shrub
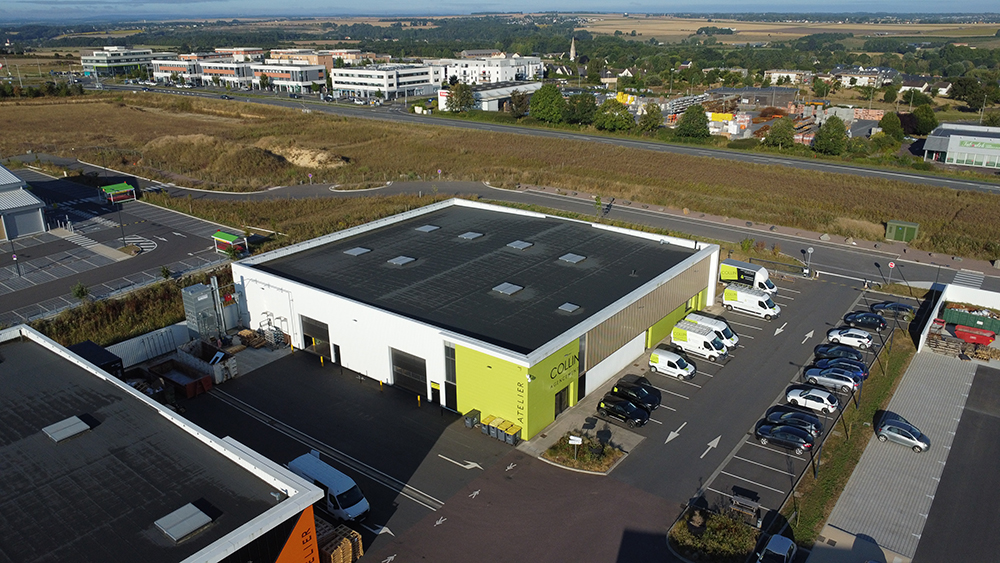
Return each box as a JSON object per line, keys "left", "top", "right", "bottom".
{"left": 727, "top": 138, "right": 760, "bottom": 150}
{"left": 740, "top": 237, "right": 755, "bottom": 253}
{"left": 669, "top": 510, "right": 759, "bottom": 563}
{"left": 912, "top": 161, "right": 934, "bottom": 171}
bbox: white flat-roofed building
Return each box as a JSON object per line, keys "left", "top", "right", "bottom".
{"left": 330, "top": 64, "right": 439, "bottom": 99}
{"left": 81, "top": 46, "right": 176, "bottom": 77}
{"left": 424, "top": 55, "right": 543, "bottom": 85}
{"left": 923, "top": 123, "right": 1000, "bottom": 169}
{"left": 200, "top": 60, "right": 255, "bottom": 88}
{"left": 214, "top": 47, "right": 265, "bottom": 61}
{"left": 250, "top": 63, "right": 326, "bottom": 92}
{"left": 151, "top": 59, "right": 201, "bottom": 84}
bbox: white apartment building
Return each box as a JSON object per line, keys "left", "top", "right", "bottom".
{"left": 81, "top": 46, "right": 176, "bottom": 77}
{"left": 763, "top": 69, "right": 814, "bottom": 85}
{"left": 425, "top": 55, "right": 543, "bottom": 85}
{"left": 329, "top": 64, "right": 440, "bottom": 99}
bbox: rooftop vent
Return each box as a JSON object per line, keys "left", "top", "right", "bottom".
{"left": 507, "top": 240, "right": 533, "bottom": 250}
{"left": 344, "top": 247, "right": 371, "bottom": 256}
{"left": 458, "top": 231, "right": 483, "bottom": 240}
{"left": 493, "top": 282, "right": 523, "bottom": 296}
{"left": 415, "top": 225, "right": 440, "bottom": 233}
{"left": 387, "top": 256, "right": 415, "bottom": 266}
{"left": 559, "top": 253, "right": 586, "bottom": 264}
{"left": 558, "top": 302, "right": 580, "bottom": 313}
{"left": 155, "top": 503, "right": 213, "bottom": 543}
{"left": 42, "top": 416, "right": 91, "bottom": 443}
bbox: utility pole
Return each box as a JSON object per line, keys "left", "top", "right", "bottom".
{"left": 980, "top": 92, "right": 988, "bottom": 125}
{"left": 15, "top": 64, "right": 22, "bottom": 88}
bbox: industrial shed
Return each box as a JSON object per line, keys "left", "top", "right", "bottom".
{"left": 232, "top": 199, "right": 719, "bottom": 439}
{"left": 924, "top": 123, "right": 1000, "bottom": 169}
{"left": 0, "top": 164, "right": 46, "bottom": 240}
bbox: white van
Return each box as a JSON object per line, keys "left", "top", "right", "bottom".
{"left": 671, "top": 320, "right": 729, "bottom": 362}
{"left": 684, "top": 313, "right": 739, "bottom": 349}
{"left": 720, "top": 259, "right": 777, "bottom": 295}
{"left": 288, "top": 451, "right": 370, "bottom": 522}
{"left": 648, "top": 346, "right": 696, "bottom": 379}
{"left": 723, "top": 283, "right": 781, "bottom": 320}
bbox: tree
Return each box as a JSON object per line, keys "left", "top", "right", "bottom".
{"left": 211, "top": 75, "right": 221, "bottom": 87}
{"left": 814, "top": 116, "right": 848, "bottom": 155}
{"left": 593, "top": 99, "right": 635, "bottom": 132}
{"left": 812, "top": 78, "right": 831, "bottom": 98}
{"left": 637, "top": 102, "right": 663, "bottom": 133}
{"left": 529, "top": 84, "right": 566, "bottom": 123}
{"left": 71, "top": 281, "right": 90, "bottom": 301}
{"left": 586, "top": 64, "right": 601, "bottom": 84}
{"left": 869, "top": 131, "right": 899, "bottom": 153}
{"left": 878, "top": 112, "right": 904, "bottom": 141}
{"left": 883, "top": 86, "right": 897, "bottom": 104}
{"left": 258, "top": 74, "right": 270, "bottom": 90}
{"left": 901, "top": 89, "right": 932, "bottom": 107}
{"left": 446, "top": 83, "right": 475, "bottom": 112}
{"left": 913, "top": 104, "right": 938, "bottom": 135}
{"left": 448, "top": 75, "right": 459, "bottom": 86}
{"left": 508, "top": 89, "right": 529, "bottom": 118}
{"left": 984, "top": 112, "right": 1000, "bottom": 127}
{"left": 565, "top": 92, "right": 597, "bottom": 124}
{"left": 764, "top": 117, "right": 795, "bottom": 149}
{"left": 675, "top": 104, "right": 710, "bottom": 139}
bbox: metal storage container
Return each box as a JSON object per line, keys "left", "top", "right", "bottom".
{"left": 182, "top": 283, "right": 220, "bottom": 341}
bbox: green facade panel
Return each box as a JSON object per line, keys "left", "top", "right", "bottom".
{"left": 646, "top": 289, "right": 706, "bottom": 349}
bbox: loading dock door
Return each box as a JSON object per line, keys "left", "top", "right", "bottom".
{"left": 391, "top": 348, "right": 427, "bottom": 396}
{"left": 301, "top": 316, "right": 332, "bottom": 360}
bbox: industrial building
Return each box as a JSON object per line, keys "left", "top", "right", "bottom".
{"left": 231, "top": 199, "right": 719, "bottom": 440}
{"left": 0, "top": 325, "right": 323, "bottom": 563}
{"left": 437, "top": 81, "right": 543, "bottom": 112}
{"left": 923, "top": 123, "right": 1000, "bottom": 169}
{"left": 0, "top": 163, "right": 45, "bottom": 240}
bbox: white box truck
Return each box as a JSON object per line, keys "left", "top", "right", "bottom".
{"left": 684, "top": 313, "right": 739, "bottom": 349}
{"left": 671, "top": 320, "right": 729, "bottom": 362}
{"left": 720, "top": 259, "right": 777, "bottom": 295}
{"left": 288, "top": 450, "right": 370, "bottom": 522}
{"left": 723, "top": 283, "right": 781, "bottom": 320}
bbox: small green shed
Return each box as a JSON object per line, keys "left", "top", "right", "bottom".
{"left": 886, "top": 220, "right": 919, "bottom": 243}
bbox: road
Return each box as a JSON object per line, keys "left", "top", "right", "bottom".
{"left": 101, "top": 83, "right": 1000, "bottom": 195}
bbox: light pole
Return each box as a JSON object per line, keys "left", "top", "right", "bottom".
{"left": 805, "top": 247, "right": 814, "bottom": 276}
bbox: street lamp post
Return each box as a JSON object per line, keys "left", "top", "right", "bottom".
{"left": 805, "top": 247, "right": 814, "bottom": 276}
{"left": 117, "top": 202, "right": 127, "bottom": 249}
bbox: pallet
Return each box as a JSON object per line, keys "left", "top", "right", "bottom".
{"left": 318, "top": 525, "right": 363, "bottom": 563}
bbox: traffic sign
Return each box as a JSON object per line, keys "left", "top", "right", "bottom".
{"left": 11, "top": 254, "right": 16, "bottom": 260}
{"left": 888, "top": 261, "right": 895, "bottom": 269}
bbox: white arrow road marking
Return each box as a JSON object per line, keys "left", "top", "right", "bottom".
{"left": 700, "top": 435, "right": 722, "bottom": 459}
{"left": 665, "top": 421, "right": 688, "bottom": 444}
{"left": 153, "top": 235, "right": 168, "bottom": 241}
{"left": 506, "top": 463, "right": 517, "bottom": 472}
{"left": 437, "top": 454, "right": 483, "bottom": 470}
{"left": 172, "top": 232, "right": 186, "bottom": 237}
{"left": 382, "top": 555, "right": 396, "bottom": 563}
{"left": 802, "top": 330, "right": 815, "bottom": 345}
{"left": 469, "top": 489, "right": 480, "bottom": 499}
{"left": 360, "top": 523, "right": 394, "bottom": 536}
{"left": 774, "top": 322, "right": 787, "bottom": 336}
{"left": 435, "top": 517, "right": 447, "bottom": 527}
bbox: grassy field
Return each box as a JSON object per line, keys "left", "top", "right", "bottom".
{"left": 782, "top": 328, "right": 917, "bottom": 545}
{"left": 575, "top": 15, "right": 1000, "bottom": 45}
{"left": 3, "top": 95, "right": 1000, "bottom": 260}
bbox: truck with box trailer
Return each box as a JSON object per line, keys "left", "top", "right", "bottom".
{"left": 720, "top": 259, "right": 777, "bottom": 295}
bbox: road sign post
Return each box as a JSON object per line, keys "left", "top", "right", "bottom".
{"left": 887, "top": 261, "right": 895, "bottom": 288}
{"left": 569, "top": 435, "right": 582, "bottom": 459}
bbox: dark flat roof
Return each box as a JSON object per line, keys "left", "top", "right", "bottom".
{"left": 253, "top": 205, "right": 697, "bottom": 354}
{"left": 0, "top": 339, "right": 280, "bottom": 563}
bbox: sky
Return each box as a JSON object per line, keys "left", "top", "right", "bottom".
{"left": 3, "top": 1, "right": 998, "bottom": 22}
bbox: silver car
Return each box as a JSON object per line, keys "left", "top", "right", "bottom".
{"left": 804, "top": 367, "right": 860, "bottom": 394}
{"left": 876, "top": 417, "right": 930, "bottom": 453}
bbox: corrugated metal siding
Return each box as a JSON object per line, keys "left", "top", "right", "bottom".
{"left": 585, "top": 256, "right": 710, "bottom": 371}
{"left": 106, "top": 323, "right": 192, "bottom": 368}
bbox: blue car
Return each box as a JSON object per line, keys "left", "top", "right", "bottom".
{"left": 813, "top": 344, "right": 864, "bottom": 362}
{"left": 813, "top": 357, "right": 869, "bottom": 379}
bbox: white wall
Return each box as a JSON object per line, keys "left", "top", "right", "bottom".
{"left": 584, "top": 332, "right": 645, "bottom": 395}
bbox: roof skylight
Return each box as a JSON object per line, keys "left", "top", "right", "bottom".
{"left": 507, "top": 240, "right": 533, "bottom": 250}
{"left": 387, "top": 256, "right": 416, "bottom": 266}
{"left": 558, "top": 302, "right": 580, "bottom": 313}
{"left": 458, "top": 231, "right": 484, "bottom": 240}
{"left": 493, "top": 282, "right": 523, "bottom": 295}
{"left": 415, "top": 225, "right": 440, "bottom": 233}
{"left": 344, "top": 247, "right": 371, "bottom": 256}
{"left": 559, "top": 253, "right": 586, "bottom": 264}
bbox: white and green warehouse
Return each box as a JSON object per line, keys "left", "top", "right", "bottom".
{"left": 231, "top": 199, "right": 719, "bottom": 440}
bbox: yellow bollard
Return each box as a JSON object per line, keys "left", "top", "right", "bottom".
{"left": 320, "top": 356, "right": 324, "bottom": 367}
{"left": 417, "top": 395, "right": 421, "bottom": 407}
{"left": 291, "top": 342, "right": 294, "bottom": 352}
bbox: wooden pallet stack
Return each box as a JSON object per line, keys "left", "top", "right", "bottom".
{"left": 318, "top": 524, "right": 363, "bottom": 563}
{"left": 925, "top": 332, "right": 963, "bottom": 357}
{"left": 237, "top": 329, "right": 267, "bottom": 349}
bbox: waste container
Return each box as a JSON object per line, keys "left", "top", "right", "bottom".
{"left": 464, "top": 409, "right": 481, "bottom": 429}
{"left": 480, "top": 415, "right": 495, "bottom": 436}
{"left": 504, "top": 424, "right": 521, "bottom": 446}
{"left": 488, "top": 417, "right": 505, "bottom": 439}
{"left": 496, "top": 421, "right": 512, "bottom": 442}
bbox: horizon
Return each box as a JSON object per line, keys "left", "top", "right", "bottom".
{"left": 3, "top": 6, "right": 1000, "bottom": 24}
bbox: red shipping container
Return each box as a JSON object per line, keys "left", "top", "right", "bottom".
{"left": 954, "top": 325, "right": 996, "bottom": 345}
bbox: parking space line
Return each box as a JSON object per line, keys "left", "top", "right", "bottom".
{"left": 744, "top": 441, "right": 807, "bottom": 461}
{"left": 774, "top": 294, "right": 795, "bottom": 301}
{"left": 719, "top": 471, "right": 786, "bottom": 494}
{"left": 706, "top": 487, "right": 773, "bottom": 513}
{"left": 661, "top": 405, "right": 677, "bottom": 411}
{"left": 775, "top": 286, "right": 802, "bottom": 294}
{"left": 678, "top": 379, "right": 702, "bottom": 389}
{"left": 732, "top": 455, "right": 796, "bottom": 476}
{"left": 652, "top": 385, "right": 690, "bottom": 400}
{"left": 647, "top": 417, "right": 663, "bottom": 424}
{"left": 697, "top": 371, "right": 714, "bottom": 378}
{"left": 728, "top": 321, "right": 763, "bottom": 331}
{"left": 739, "top": 334, "right": 754, "bottom": 339}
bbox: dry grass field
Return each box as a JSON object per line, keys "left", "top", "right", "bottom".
{"left": 3, "top": 95, "right": 999, "bottom": 259}
{"left": 575, "top": 15, "right": 1000, "bottom": 46}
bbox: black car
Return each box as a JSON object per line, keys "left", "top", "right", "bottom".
{"left": 813, "top": 344, "right": 864, "bottom": 362}
{"left": 597, "top": 394, "right": 649, "bottom": 428}
{"left": 220, "top": 94, "right": 233, "bottom": 100}
{"left": 611, "top": 380, "right": 661, "bottom": 413}
{"left": 813, "top": 357, "right": 868, "bottom": 379}
{"left": 754, "top": 421, "right": 815, "bottom": 455}
{"left": 871, "top": 301, "right": 915, "bottom": 319}
{"left": 765, "top": 407, "right": 824, "bottom": 438}
{"left": 289, "top": 93, "right": 301, "bottom": 99}
{"left": 844, "top": 312, "right": 887, "bottom": 332}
